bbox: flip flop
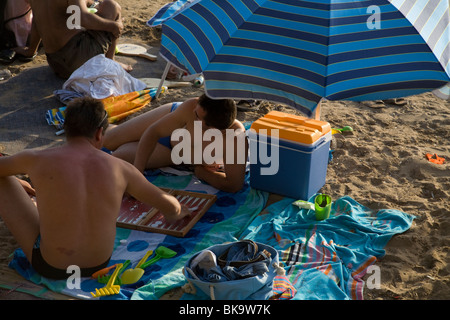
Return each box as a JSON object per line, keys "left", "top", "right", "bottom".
{"left": 16, "top": 52, "right": 37, "bottom": 62}
{"left": 426, "top": 153, "right": 445, "bottom": 164}
{"left": 383, "top": 98, "right": 407, "bottom": 106}
{"left": 236, "top": 100, "right": 260, "bottom": 112}
{"left": 364, "top": 100, "right": 385, "bottom": 109}
{"left": 0, "top": 69, "right": 12, "bottom": 81}
{"left": 332, "top": 126, "right": 353, "bottom": 135}
{"left": 0, "top": 49, "right": 16, "bottom": 64}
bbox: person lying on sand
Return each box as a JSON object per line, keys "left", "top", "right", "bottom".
{"left": 103, "top": 94, "right": 248, "bottom": 193}
{"left": 14, "top": 0, "right": 131, "bottom": 79}
{"left": 0, "top": 97, "right": 190, "bottom": 280}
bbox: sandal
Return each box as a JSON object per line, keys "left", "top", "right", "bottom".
{"left": 0, "top": 49, "right": 16, "bottom": 64}
{"left": 365, "top": 100, "right": 385, "bottom": 109}
{"left": 426, "top": 153, "right": 445, "bottom": 164}
{"left": 16, "top": 52, "right": 37, "bottom": 62}
{"left": 236, "top": 100, "right": 260, "bottom": 112}
{"left": 383, "top": 98, "right": 407, "bottom": 106}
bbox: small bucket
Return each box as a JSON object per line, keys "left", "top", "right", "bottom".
{"left": 314, "top": 194, "right": 332, "bottom": 220}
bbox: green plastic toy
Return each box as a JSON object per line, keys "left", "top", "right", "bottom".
{"left": 314, "top": 194, "right": 332, "bottom": 221}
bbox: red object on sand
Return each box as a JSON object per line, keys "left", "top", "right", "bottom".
{"left": 426, "top": 153, "right": 445, "bottom": 164}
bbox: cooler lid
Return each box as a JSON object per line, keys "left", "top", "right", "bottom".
{"left": 250, "top": 111, "right": 331, "bottom": 144}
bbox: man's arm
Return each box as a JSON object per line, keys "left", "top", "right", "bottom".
{"left": 0, "top": 151, "right": 34, "bottom": 178}
{"left": 0, "top": 151, "right": 37, "bottom": 195}
{"left": 194, "top": 163, "right": 245, "bottom": 193}
{"left": 123, "top": 162, "right": 190, "bottom": 222}
{"left": 194, "top": 131, "right": 248, "bottom": 193}
{"left": 70, "top": 0, "right": 123, "bottom": 38}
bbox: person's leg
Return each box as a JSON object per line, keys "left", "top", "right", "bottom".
{"left": 112, "top": 141, "right": 174, "bottom": 169}
{"left": 94, "top": 0, "right": 133, "bottom": 70}
{"left": 95, "top": 0, "right": 121, "bottom": 58}
{"left": 103, "top": 103, "right": 174, "bottom": 151}
{"left": 0, "top": 177, "right": 39, "bottom": 262}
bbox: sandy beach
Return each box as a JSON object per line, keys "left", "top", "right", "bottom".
{"left": 0, "top": 0, "right": 449, "bottom": 300}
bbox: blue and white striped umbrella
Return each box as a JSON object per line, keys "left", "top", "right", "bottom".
{"left": 147, "top": 0, "right": 195, "bottom": 27}
{"left": 433, "top": 82, "right": 450, "bottom": 100}
{"left": 159, "top": 0, "right": 450, "bottom": 117}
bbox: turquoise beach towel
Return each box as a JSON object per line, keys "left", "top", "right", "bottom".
{"left": 239, "top": 196, "right": 415, "bottom": 300}
{"left": 8, "top": 170, "right": 268, "bottom": 300}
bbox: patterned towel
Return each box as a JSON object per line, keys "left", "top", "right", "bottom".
{"left": 241, "top": 196, "right": 415, "bottom": 300}
{"left": 271, "top": 275, "right": 297, "bottom": 300}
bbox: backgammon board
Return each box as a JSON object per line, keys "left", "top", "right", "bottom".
{"left": 116, "top": 189, "right": 217, "bottom": 237}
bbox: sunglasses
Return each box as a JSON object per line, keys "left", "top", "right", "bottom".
{"left": 98, "top": 110, "right": 108, "bottom": 128}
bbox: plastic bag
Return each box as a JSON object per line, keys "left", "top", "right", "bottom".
{"left": 63, "top": 54, "right": 147, "bottom": 99}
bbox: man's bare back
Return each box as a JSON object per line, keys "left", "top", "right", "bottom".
{"left": 29, "top": 0, "right": 122, "bottom": 52}
{"left": 28, "top": 0, "right": 83, "bottom": 53}
{"left": 23, "top": 141, "right": 131, "bottom": 269}
{"left": 0, "top": 98, "right": 189, "bottom": 279}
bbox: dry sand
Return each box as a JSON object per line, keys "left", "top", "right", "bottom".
{"left": 0, "top": 0, "right": 449, "bottom": 300}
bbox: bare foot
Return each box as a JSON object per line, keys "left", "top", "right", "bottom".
{"left": 166, "top": 65, "right": 180, "bottom": 80}
{"left": 117, "top": 61, "right": 133, "bottom": 73}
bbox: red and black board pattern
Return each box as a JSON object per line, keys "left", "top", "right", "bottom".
{"left": 116, "top": 188, "right": 217, "bottom": 237}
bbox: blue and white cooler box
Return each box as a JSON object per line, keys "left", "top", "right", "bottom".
{"left": 183, "top": 240, "right": 281, "bottom": 300}
{"left": 249, "top": 111, "right": 332, "bottom": 200}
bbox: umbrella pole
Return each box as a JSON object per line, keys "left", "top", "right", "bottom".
{"left": 156, "top": 61, "right": 172, "bottom": 99}
{"left": 314, "top": 99, "right": 322, "bottom": 120}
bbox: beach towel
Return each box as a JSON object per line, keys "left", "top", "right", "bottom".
{"left": 8, "top": 170, "right": 268, "bottom": 300}
{"left": 46, "top": 87, "right": 165, "bottom": 130}
{"left": 238, "top": 196, "right": 415, "bottom": 300}
{"left": 102, "top": 88, "right": 162, "bottom": 123}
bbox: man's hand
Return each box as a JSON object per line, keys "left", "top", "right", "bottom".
{"left": 111, "top": 19, "right": 123, "bottom": 38}
{"left": 163, "top": 204, "right": 192, "bottom": 223}
{"left": 179, "top": 204, "right": 193, "bottom": 220}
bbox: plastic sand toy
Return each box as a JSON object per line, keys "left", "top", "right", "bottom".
{"left": 314, "top": 194, "right": 332, "bottom": 221}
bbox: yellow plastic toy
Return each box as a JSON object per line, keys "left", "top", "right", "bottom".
{"left": 90, "top": 263, "right": 123, "bottom": 298}
{"left": 120, "top": 250, "right": 153, "bottom": 285}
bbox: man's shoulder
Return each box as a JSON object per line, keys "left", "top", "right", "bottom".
{"left": 102, "top": 151, "right": 136, "bottom": 171}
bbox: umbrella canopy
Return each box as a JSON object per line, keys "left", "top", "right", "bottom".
{"left": 159, "top": 0, "right": 450, "bottom": 116}
{"left": 147, "top": 0, "right": 194, "bottom": 27}
{"left": 433, "top": 82, "right": 450, "bottom": 100}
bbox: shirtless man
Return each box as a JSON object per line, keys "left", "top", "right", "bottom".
{"left": 0, "top": 97, "right": 189, "bottom": 280}
{"left": 103, "top": 94, "right": 248, "bottom": 193}
{"left": 15, "top": 0, "right": 128, "bottom": 79}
